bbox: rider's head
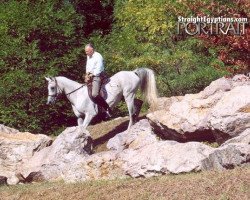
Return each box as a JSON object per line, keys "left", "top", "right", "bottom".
{"left": 85, "top": 43, "right": 94, "bottom": 57}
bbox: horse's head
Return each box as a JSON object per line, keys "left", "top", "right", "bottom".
{"left": 45, "top": 77, "right": 63, "bottom": 105}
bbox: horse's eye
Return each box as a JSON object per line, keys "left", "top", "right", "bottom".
{"left": 51, "top": 87, "right": 55, "bottom": 90}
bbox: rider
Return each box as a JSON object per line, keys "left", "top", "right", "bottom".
{"left": 85, "top": 43, "right": 112, "bottom": 118}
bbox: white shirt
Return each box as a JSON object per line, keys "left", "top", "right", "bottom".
{"left": 86, "top": 51, "right": 104, "bottom": 76}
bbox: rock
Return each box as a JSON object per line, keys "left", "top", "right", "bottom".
{"left": 0, "top": 124, "right": 19, "bottom": 134}
{"left": 0, "top": 176, "right": 7, "bottom": 186}
{"left": 62, "top": 117, "right": 250, "bottom": 182}
{"left": 63, "top": 141, "right": 250, "bottom": 182}
{"left": 15, "top": 173, "right": 26, "bottom": 183}
{"left": 208, "top": 85, "right": 250, "bottom": 143}
{"left": 120, "top": 141, "right": 215, "bottom": 177}
{"left": 107, "top": 119, "right": 158, "bottom": 151}
{"left": 20, "top": 126, "right": 93, "bottom": 181}
{"left": 0, "top": 130, "right": 52, "bottom": 184}
{"left": 6, "top": 175, "right": 20, "bottom": 185}
{"left": 25, "top": 171, "right": 45, "bottom": 183}
{"left": 152, "top": 96, "right": 183, "bottom": 111}
{"left": 222, "top": 129, "right": 250, "bottom": 146}
{"left": 63, "top": 151, "right": 126, "bottom": 183}
{"left": 202, "top": 143, "right": 250, "bottom": 170}
{"left": 232, "top": 74, "right": 250, "bottom": 83}
{"left": 147, "top": 75, "right": 250, "bottom": 143}
{"left": 200, "top": 77, "right": 232, "bottom": 98}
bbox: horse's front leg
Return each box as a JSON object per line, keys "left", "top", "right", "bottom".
{"left": 77, "top": 117, "right": 84, "bottom": 126}
{"left": 81, "top": 112, "right": 95, "bottom": 129}
{"left": 72, "top": 105, "right": 86, "bottom": 126}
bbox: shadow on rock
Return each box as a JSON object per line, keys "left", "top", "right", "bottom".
{"left": 93, "top": 116, "right": 146, "bottom": 149}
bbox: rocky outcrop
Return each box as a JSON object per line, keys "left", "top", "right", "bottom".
{"left": 222, "top": 129, "right": 250, "bottom": 146}
{"left": 0, "top": 130, "right": 52, "bottom": 185}
{"left": 57, "top": 120, "right": 250, "bottom": 182}
{"left": 20, "top": 126, "right": 92, "bottom": 182}
{"left": 0, "top": 124, "right": 19, "bottom": 134}
{"left": 147, "top": 75, "right": 250, "bottom": 143}
{"left": 1, "top": 118, "right": 249, "bottom": 184}
{"left": 208, "top": 86, "right": 250, "bottom": 143}
{"left": 107, "top": 119, "right": 158, "bottom": 151}
{"left": 202, "top": 143, "right": 250, "bottom": 170}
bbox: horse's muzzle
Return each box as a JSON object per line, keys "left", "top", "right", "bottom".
{"left": 46, "top": 99, "right": 55, "bottom": 105}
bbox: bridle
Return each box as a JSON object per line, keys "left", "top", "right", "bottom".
{"left": 48, "top": 77, "right": 85, "bottom": 98}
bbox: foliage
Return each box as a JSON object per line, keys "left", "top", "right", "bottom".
{"left": 196, "top": 0, "right": 250, "bottom": 74}
{"left": 0, "top": 0, "right": 85, "bottom": 134}
{"left": 0, "top": 0, "right": 248, "bottom": 135}
{"left": 93, "top": 0, "right": 229, "bottom": 97}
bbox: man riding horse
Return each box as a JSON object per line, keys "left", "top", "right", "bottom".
{"left": 84, "top": 43, "right": 112, "bottom": 119}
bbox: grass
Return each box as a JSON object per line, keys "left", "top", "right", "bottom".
{"left": 89, "top": 114, "right": 147, "bottom": 153}
{"left": 0, "top": 167, "right": 249, "bottom": 200}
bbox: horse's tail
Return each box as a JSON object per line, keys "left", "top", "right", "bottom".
{"left": 134, "top": 68, "right": 158, "bottom": 110}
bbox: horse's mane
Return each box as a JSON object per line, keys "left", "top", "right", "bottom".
{"left": 55, "top": 76, "right": 85, "bottom": 86}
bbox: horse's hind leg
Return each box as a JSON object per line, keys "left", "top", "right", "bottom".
{"left": 132, "top": 98, "right": 143, "bottom": 123}
{"left": 124, "top": 93, "right": 136, "bottom": 129}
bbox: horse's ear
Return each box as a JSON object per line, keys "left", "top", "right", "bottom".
{"left": 45, "top": 77, "right": 51, "bottom": 82}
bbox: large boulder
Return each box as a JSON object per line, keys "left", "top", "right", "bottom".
{"left": 202, "top": 143, "right": 250, "bottom": 170}
{"left": 20, "top": 126, "right": 92, "bottom": 182}
{"left": 120, "top": 141, "right": 214, "bottom": 177}
{"left": 121, "top": 142, "right": 249, "bottom": 178}
{"left": 62, "top": 151, "right": 126, "bottom": 183}
{"left": 107, "top": 119, "right": 158, "bottom": 151}
{"left": 208, "top": 86, "right": 250, "bottom": 143}
{"left": 222, "top": 129, "right": 250, "bottom": 146}
{"left": 0, "top": 130, "right": 52, "bottom": 185}
{"left": 147, "top": 75, "right": 250, "bottom": 143}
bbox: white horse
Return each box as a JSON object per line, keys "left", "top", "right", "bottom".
{"left": 45, "top": 68, "right": 158, "bottom": 130}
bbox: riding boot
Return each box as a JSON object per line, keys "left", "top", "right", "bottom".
{"left": 93, "top": 95, "right": 112, "bottom": 118}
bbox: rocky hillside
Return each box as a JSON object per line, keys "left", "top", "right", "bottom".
{"left": 0, "top": 74, "right": 249, "bottom": 185}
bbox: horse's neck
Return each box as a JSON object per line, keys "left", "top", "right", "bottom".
{"left": 58, "top": 77, "right": 80, "bottom": 89}
{"left": 57, "top": 77, "right": 83, "bottom": 103}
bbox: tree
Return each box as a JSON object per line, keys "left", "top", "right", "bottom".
{"left": 0, "top": 0, "right": 85, "bottom": 134}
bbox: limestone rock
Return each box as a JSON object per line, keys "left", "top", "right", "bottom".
{"left": 120, "top": 141, "right": 215, "bottom": 177}
{"left": 20, "top": 126, "right": 92, "bottom": 181}
{"left": 0, "top": 124, "right": 19, "bottom": 134}
{"left": 107, "top": 119, "right": 158, "bottom": 151}
{"left": 63, "top": 151, "right": 126, "bottom": 183}
{"left": 0, "top": 130, "right": 52, "bottom": 184}
{"left": 147, "top": 75, "right": 250, "bottom": 143}
{"left": 208, "top": 85, "right": 250, "bottom": 143}
{"left": 222, "top": 129, "right": 250, "bottom": 146}
{"left": 152, "top": 96, "right": 183, "bottom": 111}
{"left": 202, "top": 143, "right": 250, "bottom": 170}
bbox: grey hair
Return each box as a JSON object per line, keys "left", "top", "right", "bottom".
{"left": 85, "top": 43, "right": 94, "bottom": 49}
